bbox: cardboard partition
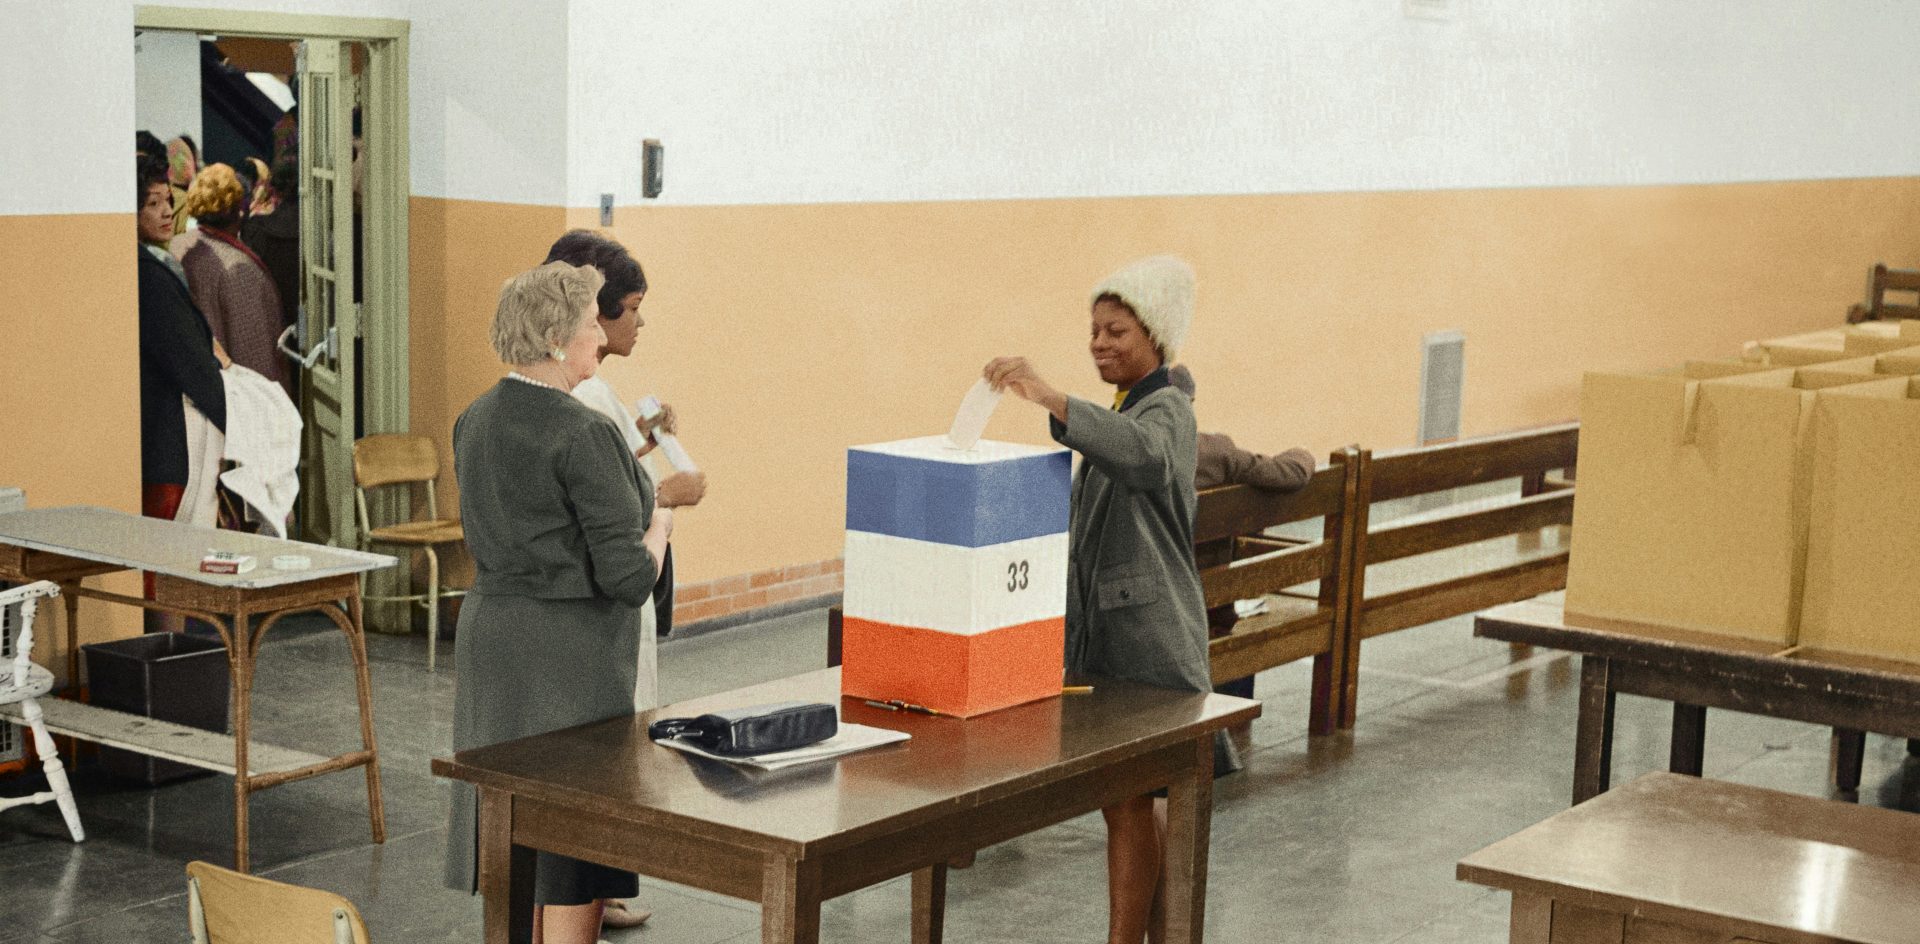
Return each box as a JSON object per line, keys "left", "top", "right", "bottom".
{"left": 1875, "top": 345, "right": 1920, "bottom": 376}
{"left": 1843, "top": 319, "right": 1920, "bottom": 355}
{"left": 1801, "top": 376, "right": 1920, "bottom": 663}
{"left": 1566, "top": 364, "right": 1905, "bottom": 644}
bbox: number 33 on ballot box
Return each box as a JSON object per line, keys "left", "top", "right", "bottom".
{"left": 841, "top": 435, "right": 1071, "bottom": 717}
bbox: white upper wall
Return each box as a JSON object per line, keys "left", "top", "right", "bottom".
{"left": 571, "top": 0, "right": 1920, "bottom": 207}
{"left": 134, "top": 31, "right": 203, "bottom": 154}
{"left": 9, "top": 1, "right": 1920, "bottom": 216}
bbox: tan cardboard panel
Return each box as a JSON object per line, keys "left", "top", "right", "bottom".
{"left": 1567, "top": 365, "right": 1908, "bottom": 644}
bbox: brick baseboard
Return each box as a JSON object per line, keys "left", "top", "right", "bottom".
{"left": 671, "top": 558, "right": 843, "bottom": 629}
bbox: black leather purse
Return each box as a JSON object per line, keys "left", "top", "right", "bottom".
{"left": 647, "top": 701, "right": 838, "bottom": 756}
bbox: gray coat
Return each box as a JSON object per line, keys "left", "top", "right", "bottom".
{"left": 1050, "top": 376, "right": 1212, "bottom": 694}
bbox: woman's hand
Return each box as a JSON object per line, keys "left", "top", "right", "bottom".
{"left": 657, "top": 470, "right": 707, "bottom": 508}
{"left": 984, "top": 356, "right": 1068, "bottom": 423}
{"left": 213, "top": 339, "right": 233, "bottom": 370}
{"left": 636, "top": 401, "right": 678, "bottom": 438}
{"left": 643, "top": 506, "right": 674, "bottom": 573}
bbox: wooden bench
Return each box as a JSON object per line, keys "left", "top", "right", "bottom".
{"left": 1333, "top": 423, "right": 1578, "bottom": 728}
{"left": 1459, "top": 771, "right": 1920, "bottom": 944}
{"left": 1193, "top": 447, "right": 1362, "bottom": 737}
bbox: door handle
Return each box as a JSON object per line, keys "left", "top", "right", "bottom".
{"left": 277, "top": 324, "right": 330, "bottom": 369}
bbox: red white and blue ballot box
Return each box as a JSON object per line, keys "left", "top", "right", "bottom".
{"left": 841, "top": 436, "right": 1073, "bottom": 717}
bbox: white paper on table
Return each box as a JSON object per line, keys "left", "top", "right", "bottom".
{"left": 653, "top": 721, "right": 911, "bottom": 771}
{"left": 945, "top": 379, "right": 1003, "bottom": 451}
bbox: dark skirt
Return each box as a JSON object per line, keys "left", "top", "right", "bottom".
{"left": 443, "top": 590, "right": 642, "bottom": 905}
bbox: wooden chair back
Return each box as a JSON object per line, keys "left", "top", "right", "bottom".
{"left": 351, "top": 434, "right": 445, "bottom": 536}
{"left": 1848, "top": 264, "right": 1920, "bottom": 323}
{"left": 187, "top": 860, "right": 370, "bottom": 944}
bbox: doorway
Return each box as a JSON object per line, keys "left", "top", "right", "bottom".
{"left": 132, "top": 8, "right": 409, "bottom": 555}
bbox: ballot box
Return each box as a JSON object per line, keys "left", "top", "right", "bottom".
{"left": 842, "top": 436, "right": 1072, "bottom": 717}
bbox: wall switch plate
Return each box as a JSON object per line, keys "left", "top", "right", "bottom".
{"left": 642, "top": 139, "right": 664, "bottom": 199}
{"left": 599, "top": 193, "right": 614, "bottom": 226}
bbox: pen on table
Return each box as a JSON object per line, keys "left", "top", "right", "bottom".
{"left": 862, "top": 699, "right": 901, "bottom": 711}
{"left": 1061, "top": 685, "right": 1094, "bottom": 694}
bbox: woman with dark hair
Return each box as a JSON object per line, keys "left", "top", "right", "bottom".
{"left": 136, "top": 155, "right": 228, "bottom": 523}
{"left": 242, "top": 157, "right": 301, "bottom": 332}
{"left": 170, "top": 164, "right": 288, "bottom": 391}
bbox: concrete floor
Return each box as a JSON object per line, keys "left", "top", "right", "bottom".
{"left": 2, "top": 595, "right": 1917, "bottom": 943}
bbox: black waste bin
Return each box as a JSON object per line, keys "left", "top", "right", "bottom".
{"left": 83, "top": 633, "right": 230, "bottom": 784}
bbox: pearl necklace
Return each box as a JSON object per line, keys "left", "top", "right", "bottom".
{"left": 507, "top": 371, "right": 562, "bottom": 391}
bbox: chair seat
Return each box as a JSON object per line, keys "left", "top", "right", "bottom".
{"left": 367, "top": 518, "right": 464, "bottom": 546}
{"left": 0, "top": 662, "right": 55, "bottom": 704}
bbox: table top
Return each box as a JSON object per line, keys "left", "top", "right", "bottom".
{"left": 433, "top": 668, "right": 1259, "bottom": 858}
{"left": 0, "top": 506, "right": 395, "bottom": 589}
{"left": 1458, "top": 772, "right": 1920, "bottom": 944}
{"left": 1476, "top": 597, "right": 1920, "bottom": 699}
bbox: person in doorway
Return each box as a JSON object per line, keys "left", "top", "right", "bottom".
{"left": 242, "top": 157, "right": 301, "bottom": 334}
{"left": 539, "top": 230, "right": 705, "bottom": 933}
{"left": 171, "top": 163, "right": 289, "bottom": 393}
{"left": 444, "top": 262, "right": 672, "bottom": 944}
{"left": 138, "top": 154, "right": 229, "bottom": 522}
{"left": 166, "top": 135, "right": 199, "bottom": 235}
{"left": 985, "top": 255, "right": 1225, "bottom": 944}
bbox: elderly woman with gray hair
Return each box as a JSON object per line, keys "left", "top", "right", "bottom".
{"left": 443, "top": 261, "right": 673, "bottom": 944}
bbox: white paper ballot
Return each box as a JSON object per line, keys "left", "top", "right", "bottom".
{"left": 635, "top": 396, "right": 700, "bottom": 473}
{"left": 945, "top": 379, "right": 1003, "bottom": 451}
{"left": 654, "top": 721, "right": 911, "bottom": 771}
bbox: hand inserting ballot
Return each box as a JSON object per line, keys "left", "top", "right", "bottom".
{"left": 983, "top": 356, "right": 1068, "bottom": 422}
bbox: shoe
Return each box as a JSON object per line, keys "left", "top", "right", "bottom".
{"left": 601, "top": 900, "right": 652, "bottom": 929}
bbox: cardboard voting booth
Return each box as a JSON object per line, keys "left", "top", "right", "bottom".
{"left": 1565, "top": 364, "right": 1904, "bottom": 644}
{"left": 1801, "top": 377, "right": 1920, "bottom": 663}
{"left": 1746, "top": 321, "right": 1911, "bottom": 367}
{"left": 841, "top": 436, "right": 1072, "bottom": 717}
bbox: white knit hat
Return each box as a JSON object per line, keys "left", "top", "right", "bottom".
{"left": 1091, "top": 255, "right": 1195, "bottom": 362}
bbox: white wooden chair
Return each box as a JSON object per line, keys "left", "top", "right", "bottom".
{"left": 187, "top": 860, "right": 370, "bottom": 943}
{"left": 0, "top": 580, "right": 84, "bottom": 841}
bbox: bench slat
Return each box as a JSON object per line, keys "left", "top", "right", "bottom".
{"left": 1210, "top": 607, "right": 1333, "bottom": 686}
{"left": 1367, "top": 423, "right": 1577, "bottom": 502}
{"left": 1365, "top": 490, "right": 1574, "bottom": 564}
{"left": 1200, "top": 543, "right": 1330, "bottom": 608}
{"left": 1358, "top": 553, "right": 1568, "bottom": 639}
{"left": 1193, "top": 465, "right": 1346, "bottom": 543}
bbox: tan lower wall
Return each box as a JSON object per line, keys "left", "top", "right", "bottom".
{"left": 0, "top": 213, "right": 151, "bottom": 666}
{"left": 417, "top": 178, "right": 1920, "bottom": 591}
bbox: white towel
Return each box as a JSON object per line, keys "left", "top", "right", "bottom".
{"left": 217, "top": 365, "right": 303, "bottom": 538}
{"left": 177, "top": 396, "right": 224, "bottom": 529}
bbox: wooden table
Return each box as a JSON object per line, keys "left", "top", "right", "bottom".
{"left": 0, "top": 505, "right": 394, "bottom": 871}
{"left": 432, "top": 668, "right": 1258, "bottom": 944}
{"left": 1475, "top": 597, "right": 1920, "bottom": 805}
{"left": 1459, "top": 772, "right": 1920, "bottom": 944}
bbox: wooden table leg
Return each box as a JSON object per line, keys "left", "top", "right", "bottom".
{"left": 1670, "top": 703, "right": 1707, "bottom": 777}
{"left": 911, "top": 863, "right": 947, "bottom": 944}
{"left": 761, "top": 854, "right": 822, "bottom": 944}
{"left": 1510, "top": 891, "right": 1552, "bottom": 944}
{"left": 480, "top": 788, "right": 536, "bottom": 944}
{"left": 1163, "top": 735, "right": 1214, "bottom": 944}
{"left": 62, "top": 584, "right": 81, "bottom": 686}
{"left": 1573, "top": 656, "right": 1616, "bottom": 805}
{"left": 1834, "top": 728, "right": 1865, "bottom": 793}
{"left": 230, "top": 608, "right": 254, "bottom": 872}
{"left": 338, "top": 592, "right": 387, "bottom": 843}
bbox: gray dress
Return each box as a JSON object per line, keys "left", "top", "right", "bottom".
{"left": 443, "top": 378, "right": 658, "bottom": 905}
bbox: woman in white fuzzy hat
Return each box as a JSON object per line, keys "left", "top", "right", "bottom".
{"left": 984, "top": 254, "right": 1220, "bottom": 944}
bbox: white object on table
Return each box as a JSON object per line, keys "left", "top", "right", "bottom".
{"left": 635, "top": 395, "right": 699, "bottom": 473}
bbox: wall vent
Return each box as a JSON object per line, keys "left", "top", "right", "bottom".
{"left": 1419, "top": 329, "right": 1465, "bottom": 446}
